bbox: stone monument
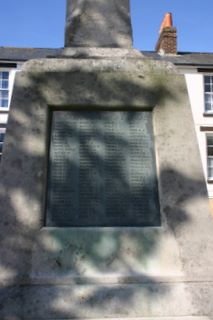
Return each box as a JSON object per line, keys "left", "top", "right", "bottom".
{"left": 65, "top": 0, "right": 132, "bottom": 47}
{"left": 1, "top": 1, "right": 213, "bottom": 319}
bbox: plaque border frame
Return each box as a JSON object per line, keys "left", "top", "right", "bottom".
{"left": 45, "top": 106, "right": 161, "bottom": 228}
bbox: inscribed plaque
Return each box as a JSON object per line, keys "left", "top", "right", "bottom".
{"left": 46, "top": 111, "right": 160, "bottom": 227}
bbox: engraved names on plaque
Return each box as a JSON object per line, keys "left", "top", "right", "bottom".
{"left": 46, "top": 111, "right": 160, "bottom": 227}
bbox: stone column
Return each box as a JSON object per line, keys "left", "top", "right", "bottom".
{"left": 65, "top": 0, "right": 133, "bottom": 48}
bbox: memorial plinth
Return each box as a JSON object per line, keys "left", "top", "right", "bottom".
{"left": 0, "top": 54, "right": 213, "bottom": 319}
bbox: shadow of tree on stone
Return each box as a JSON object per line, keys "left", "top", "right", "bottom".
{"left": 0, "top": 61, "right": 212, "bottom": 319}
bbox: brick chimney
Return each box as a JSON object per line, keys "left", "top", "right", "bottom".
{"left": 155, "top": 13, "right": 177, "bottom": 55}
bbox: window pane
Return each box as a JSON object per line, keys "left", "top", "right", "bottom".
{"left": 3, "top": 99, "right": 8, "bottom": 107}
{"left": 1, "top": 91, "right": 8, "bottom": 99}
{"left": 207, "top": 135, "right": 213, "bottom": 179}
{"left": 0, "top": 133, "right": 5, "bottom": 142}
{"left": 2, "top": 80, "right": 8, "bottom": 89}
{"left": 208, "top": 147, "right": 213, "bottom": 156}
{"left": 208, "top": 167, "right": 213, "bottom": 179}
{"left": 2, "top": 72, "right": 9, "bottom": 80}
{"left": 205, "top": 102, "right": 212, "bottom": 111}
{"left": 1, "top": 99, "right": 8, "bottom": 108}
{"left": 207, "top": 136, "right": 213, "bottom": 145}
{"left": 205, "top": 93, "right": 213, "bottom": 111}
{"left": 208, "top": 156, "right": 213, "bottom": 165}
{"left": 205, "top": 84, "right": 211, "bottom": 92}
{"left": 205, "top": 76, "right": 211, "bottom": 84}
{"left": 205, "top": 94, "right": 211, "bottom": 103}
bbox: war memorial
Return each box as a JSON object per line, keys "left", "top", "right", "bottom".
{"left": 0, "top": 1, "right": 213, "bottom": 319}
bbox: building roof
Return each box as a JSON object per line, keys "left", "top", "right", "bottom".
{"left": 0, "top": 47, "right": 61, "bottom": 62}
{"left": 143, "top": 51, "right": 213, "bottom": 67}
{"left": 0, "top": 46, "right": 213, "bottom": 67}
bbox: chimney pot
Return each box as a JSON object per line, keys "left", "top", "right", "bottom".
{"left": 155, "top": 12, "right": 177, "bottom": 55}
{"left": 159, "top": 12, "right": 173, "bottom": 33}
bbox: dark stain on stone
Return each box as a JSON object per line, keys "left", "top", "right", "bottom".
{"left": 12, "top": 159, "right": 23, "bottom": 171}
{"left": 163, "top": 206, "right": 171, "bottom": 215}
{"left": 55, "top": 258, "right": 62, "bottom": 267}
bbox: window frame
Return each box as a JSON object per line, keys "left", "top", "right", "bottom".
{"left": 0, "top": 127, "right": 6, "bottom": 162}
{"left": 206, "top": 133, "right": 213, "bottom": 182}
{"left": 204, "top": 75, "right": 213, "bottom": 114}
{"left": 0, "top": 68, "right": 14, "bottom": 111}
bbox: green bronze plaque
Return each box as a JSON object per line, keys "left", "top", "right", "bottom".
{"left": 46, "top": 111, "right": 160, "bottom": 227}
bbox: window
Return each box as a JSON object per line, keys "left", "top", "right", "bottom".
{"left": 207, "top": 135, "right": 213, "bottom": 180}
{"left": 0, "top": 128, "right": 5, "bottom": 162}
{"left": 0, "top": 71, "right": 9, "bottom": 109}
{"left": 204, "top": 76, "right": 213, "bottom": 113}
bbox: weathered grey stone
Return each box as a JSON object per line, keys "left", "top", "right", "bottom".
{"left": 0, "top": 51, "right": 213, "bottom": 319}
{"left": 65, "top": 0, "right": 133, "bottom": 47}
{"left": 61, "top": 47, "right": 143, "bottom": 58}
{"left": 1, "top": 282, "right": 213, "bottom": 318}
{"left": 31, "top": 227, "right": 182, "bottom": 279}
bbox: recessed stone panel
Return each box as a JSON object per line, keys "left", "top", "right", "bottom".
{"left": 46, "top": 111, "right": 160, "bottom": 227}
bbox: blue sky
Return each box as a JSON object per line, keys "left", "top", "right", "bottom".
{"left": 0, "top": 0, "right": 212, "bottom": 52}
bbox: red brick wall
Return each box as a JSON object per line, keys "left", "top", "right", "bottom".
{"left": 155, "top": 27, "right": 177, "bottom": 54}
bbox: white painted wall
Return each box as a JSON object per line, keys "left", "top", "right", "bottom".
{"left": 185, "top": 72, "right": 213, "bottom": 198}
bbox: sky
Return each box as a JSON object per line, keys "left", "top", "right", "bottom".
{"left": 0, "top": 0, "right": 212, "bottom": 53}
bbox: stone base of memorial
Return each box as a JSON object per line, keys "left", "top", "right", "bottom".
{"left": 0, "top": 49, "right": 213, "bottom": 319}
